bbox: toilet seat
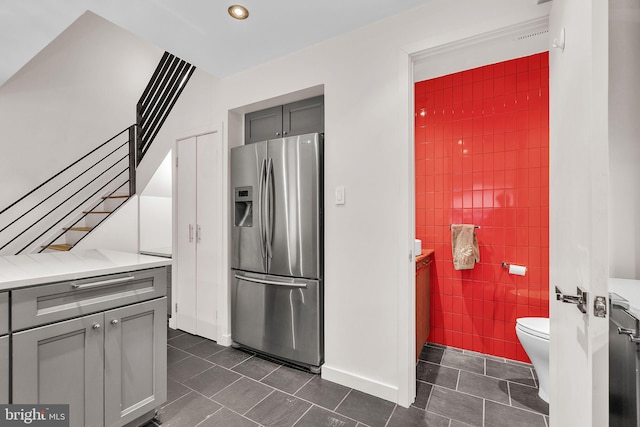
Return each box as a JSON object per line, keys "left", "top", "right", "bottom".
{"left": 516, "top": 317, "right": 549, "bottom": 340}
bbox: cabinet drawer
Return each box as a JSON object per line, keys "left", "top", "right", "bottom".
{"left": 0, "top": 292, "right": 7, "bottom": 335}
{"left": 12, "top": 267, "right": 167, "bottom": 331}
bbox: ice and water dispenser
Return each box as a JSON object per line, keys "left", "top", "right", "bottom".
{"left": 234, "top": 186, "right": 253, "bottom": 227}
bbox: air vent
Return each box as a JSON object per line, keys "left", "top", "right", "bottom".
{"left": 517, "top": 29, "right": 549, "bottom": 40}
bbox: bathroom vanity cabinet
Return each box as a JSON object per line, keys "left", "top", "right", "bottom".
{"left": 0, "top": 250, "right": 171, "bottom": 427}
{"left": 416, "top": 250, "right": 433, "bottom": 360}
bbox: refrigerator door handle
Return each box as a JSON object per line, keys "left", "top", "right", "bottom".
{"left": 265, "top": 157, "right": 274, "bottom": 260}
{"left": 258, "top": 158, "right": 267, "bottom": 259}
{"left": 234, "top": 273, "right": 308, "bottom": 289}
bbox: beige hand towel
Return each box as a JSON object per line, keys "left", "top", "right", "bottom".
{"left": 451, "top": 224, "right": 480, "bottom": 270}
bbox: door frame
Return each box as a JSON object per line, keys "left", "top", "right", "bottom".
{"left": 170, "top": 124, "right": 230, "bottom": 345}
{"left": 397, "top": 12, "right": 552, "bottom": 407}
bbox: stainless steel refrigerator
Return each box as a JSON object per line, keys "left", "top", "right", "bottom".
{"left": 230, "top": 132, "right": 323, "bottom": 371}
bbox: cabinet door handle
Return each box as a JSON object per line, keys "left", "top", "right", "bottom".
{"left": 283, "top": 131, "right": 288, "bottom": 135}
{"left": 275, "top": 132, "right": 281, "bottom": 136}
{"left": 92, "top": 323, "right": 101, "bottom": 330}
{"left": 197, "top": 225, "right": 202, "bottom": 243}
{"left": 110, "top": 319, "right": 119, "bottom": 325}
{"left": 189, "top": 224, "right": 194, "bottom": 242}
{"left": 71, "top": 276, "right": 135, "bottom": 290}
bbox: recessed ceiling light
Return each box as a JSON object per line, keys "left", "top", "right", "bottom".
{"left": 228, "top": 5, "right": 249, "bottom": 20}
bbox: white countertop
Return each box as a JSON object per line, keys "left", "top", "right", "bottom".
{"left": 0, "top": 249, "right": 172, "bottom": 291}
{"left": 610, "top": 278, "right": 640, "bottom": 318}
{"left": 140, "top": 246, "right": 172, "bottom": 258}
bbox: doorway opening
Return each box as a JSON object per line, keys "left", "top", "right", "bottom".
{"left": 406, "top": 16, "right": 550, "bottom": 413}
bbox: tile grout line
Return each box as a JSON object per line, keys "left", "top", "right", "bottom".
{"left": 382, "top": 404, "right": 398, "bottom": 427}
{"left": 288, "top": 403, "right": 313, "bottom": 427}
{"left": 423, "top": 379, "right": 435, "bottom": 412}
{"left": 333, "top": 388, "right": 353, "bottom": 412}
{"left": 203, "top": 371, "right": 273, "bottom": 426}
{"left": 208, "top": 376, "right": 244, "bottom": 402}
{"left": 242, "top": 388, "right": 276, "bottom": 417}
{"left": 531, "top": 367, "right": 539, "bottom": 388}
{"left": 192, "top": 406, "right": 225, "bottom": 427}
{"left": 290, "top": 372, "right": 316, "bottom": 396}
{"left": 427, "top": 383, "right": 547, "bottom": 418}
{"left": 482, "top": 398, "right": 486, "bottom": 427}
{"left": 167, "top": 359, "right": 216, "bottom": 385}
{"left": 217, "top": 360, "right": 361, "bottom": 426}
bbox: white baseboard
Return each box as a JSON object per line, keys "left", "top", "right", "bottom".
{"left": 321, "top": 364, "right": 399, "bottom": 404}
{"left": 217, "top": 333, "right": 232, "bottom": 347}
{"left": 168, "top": 317, "right": 177, "bottom": 329}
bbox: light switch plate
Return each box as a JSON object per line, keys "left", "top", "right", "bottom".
{"left": 335, "top": 186, "right": 345, "bottom": 205}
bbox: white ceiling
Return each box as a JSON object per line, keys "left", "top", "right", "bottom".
{"left": 0, "top": 0, "right": 433, "bottom": 86}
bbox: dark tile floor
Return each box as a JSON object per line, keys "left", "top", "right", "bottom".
{"left": 147, "top": 329, "right": 549, "bottom": 427}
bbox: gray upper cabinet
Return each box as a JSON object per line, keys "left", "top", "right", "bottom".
{"left": 104, "top": 298, "right": 167, "bottom": 427}
{"left": 245, "top": 105, "right": 283, "bottom": 144}
{"left": 245, "top": 95, "right": 324, "bottom": 144}
{"left": 12, "top": 312, "right": 105, "bottom": 427}
{"left": 282, "top": 96, "right": 325, "bottom": 137}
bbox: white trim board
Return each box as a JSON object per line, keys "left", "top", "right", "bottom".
{"left": 321, "top": 364, "right": 399, "bottom": 403}
{"left": 413, "top": 16, "right": 549, "bottom": 82}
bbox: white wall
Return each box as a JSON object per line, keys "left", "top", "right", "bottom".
{"left": 74, "top": 195, "right": 139, "bottom": 252}
{"left": 212, "top": 0, "right": 550, "bottom": 405}
{"left": 135, "top": 68, "right": 217, "bottom": 193}
{"left": 609, "top": 0, "right": 640, "bottom": 279}
{"left": 0, "top": 11, "right": 162, "bottom": 208}
{"left": 140, "top": 151, "right": 172, "bottom": 253}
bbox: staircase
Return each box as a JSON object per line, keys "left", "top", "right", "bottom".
{"left": 42, "top": 192, "right": 130, "bottom": 252}
{"left": 0, "top": 52, "right": 195, "bottom": 255}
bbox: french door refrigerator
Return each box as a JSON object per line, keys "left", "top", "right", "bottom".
{"left": 230, "top": 132, "right": 323, "bottom": 371}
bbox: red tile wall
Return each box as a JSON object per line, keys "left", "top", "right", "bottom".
{"left": 415, "top": 52, "right": 549, "bottom": 362}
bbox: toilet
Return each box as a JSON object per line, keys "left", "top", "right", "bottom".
{"left": 515, "top": 317, "right": 550, "bottom": 403}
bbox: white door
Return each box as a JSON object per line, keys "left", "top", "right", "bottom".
{"left": 549, "top": 0, "right": 609, "bottom": 425}
{"left": 176, "top": 136, "right": 198, "bottom": 333}
{"left": 194, "top": 132, "right": 223, "bottom": 339}
{"left": 174, "top": 131, "right": 223, "bottom": 341}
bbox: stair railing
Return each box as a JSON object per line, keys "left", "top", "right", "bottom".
{"left": 0, "top": 51, "right": 195, "bottom": 255}
{"left": 0, "top": 125, "right": 136, "bottom": 255}
{"left": 136, "top": 52, "right": 195, "bottom": 164}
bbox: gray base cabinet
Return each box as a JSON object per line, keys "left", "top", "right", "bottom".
{"left": 12, "top": 292, "right": 167, "bottom": 427}
{"left": 0, "top": 335, "right": 8, "bottom": 404}
{"left": 12, "top": 298, "right": 166, "bottom": 427}
{"left": 0, "top": 291, "right": 8, "bottom": 404}
{"left": 13, "top": 312, "right": 105, "bottom": 427}
{"left": 105, "top": 298, "right": 167, "bottom": 427}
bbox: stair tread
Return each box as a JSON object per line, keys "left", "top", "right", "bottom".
{"left": 43, "top": 244, "right": 73, "bottom": 251}
{"left": 102, "top": 195, "right": 129, "bottom": 199}
{"left": 63, "top": 227, "right": 92, "bottom": 232}
{"left": 83, "top": 211, "right": 112, "bottom": 214}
